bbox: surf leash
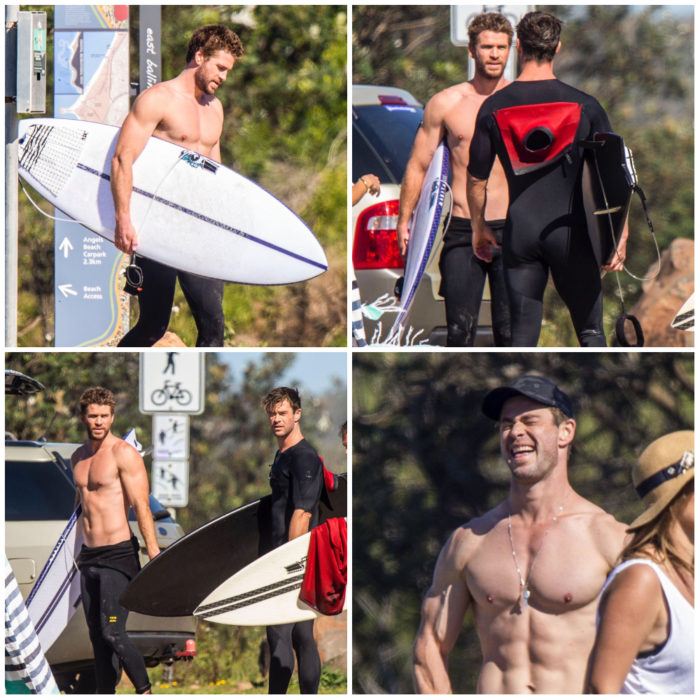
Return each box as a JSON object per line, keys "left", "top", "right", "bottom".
{"left": 18, "top": 178, "right": 75, "bottom": 223}
{"left": 125, "top": 254, "right": 144, "bottom": 291}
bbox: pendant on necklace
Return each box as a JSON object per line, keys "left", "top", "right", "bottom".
{"left": 522, "top": 588, "right": 530, "bottom": 607}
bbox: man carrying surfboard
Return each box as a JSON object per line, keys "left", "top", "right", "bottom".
{"left": 71, "top": 387, "right": 160, "bottom": 694}
{"left": 263, "top": 386, "right": 324, "bottom": 694}
{"left": 397, "top": 12, "right": 513, "bottom": 347}
{"left": 467, "top": 11, "right": 629, "bottom": 347}
{"left": 111, "top": 25, "right": 244, "bottom": 347}
{"left": 413, "top": 375, "right": 628, "bottom": 693}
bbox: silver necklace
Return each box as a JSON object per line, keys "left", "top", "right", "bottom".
{"left": 507, "top": 505, "right": 564, "bottom": 607}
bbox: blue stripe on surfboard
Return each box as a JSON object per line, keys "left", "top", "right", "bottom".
{"left": 76, "top": 163, "right": 327, "bottom": 272}
{"left": 33, "top": 565, "right": 80, "bottom": 634}
{"left": 26, "top": 505, "right": 81, "bottom": 607}
{"left": 390, "top": 144, "right": 450, "bottom": 336}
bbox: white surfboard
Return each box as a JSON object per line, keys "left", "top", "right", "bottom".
{"left": 671, "top": 292, "right": 694, "bottom": 331}
{"left": 25, "top": 505, "right": 83, "bottom": 654}
{"left": 18, "top": 118, "right": 328, "bottom": 284}
{"left": 387, "top": 142, "right": 450, "bottom": 341}
{"left": 22, "top": 430, "right": 142, "bottom": 652}
{"left": 194, "top": 525, "right": 346, "bottom": 626}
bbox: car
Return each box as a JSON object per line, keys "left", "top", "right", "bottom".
{"left": 352, "top": 84, "right": 493, "bottom": 345}
{"left": 5, "top": 371, "right": 196, "bottom": 693}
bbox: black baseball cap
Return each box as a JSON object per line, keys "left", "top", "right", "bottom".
{"left": 482, "top": 375, "right": 574, "bottom": 421}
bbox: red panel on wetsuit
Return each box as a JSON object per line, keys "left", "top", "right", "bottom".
{"left": 494, "top": 102, "right": 582, "bottom": 175}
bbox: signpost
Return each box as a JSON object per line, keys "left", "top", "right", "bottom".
{"left": 53, "top": 5, "right": 130, "bottom": 346}
{"left": 140, "top": 352, "right": 204, "bottom": 507}
{"left": 139, "top": 352, "right": 205, "bottom": 415}
{"left": 450, "top": 5, "right": 533, "bottom": 81}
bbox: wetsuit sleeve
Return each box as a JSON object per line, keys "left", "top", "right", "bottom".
{"left": 468, "top": 105, "right": 496, "bottom": 180}
{"left": 585, "top": 97, "right": 613, "bottom": 135}
{"left": 290, "top": 450, "right": 322, "bottom": 513}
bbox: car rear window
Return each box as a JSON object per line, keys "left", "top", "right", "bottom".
{"left": 353, "top": 104, "right": 423, "bottom": 183}
{"left": 5, "top": 460, "right": 76, "bottom": 521}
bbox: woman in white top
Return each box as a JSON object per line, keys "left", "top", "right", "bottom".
{"left": 587, "top": 431, "right": 694, "bottom": 694}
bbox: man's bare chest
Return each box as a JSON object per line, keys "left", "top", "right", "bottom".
{"left": 74, "top": 452, "right": 119, "bottom": 491}
{"left": 155, "top": 100, "right": 222, "bottom": 155}
{"left": 465, "top": 524, "right": 609, "bottom": 614}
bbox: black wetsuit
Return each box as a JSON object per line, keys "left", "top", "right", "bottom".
{"left": 267, "top": 438, "right": 323, "bottom": 694}
{"left": 77, "top": 536, "right": 151, "bottom": 694}
{"left": 118, "top": 256, "right": 224, "bottom": 347}
{"left": 468, "top": 79, "right": 612, "bottom": 347}
{"left": 438, "top": 216, "right": 511, "bottom": 346}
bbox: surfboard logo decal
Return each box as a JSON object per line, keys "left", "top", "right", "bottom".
{"left": 284, "top": 558, "right": 307, "bottom": 575}
{"left": 75, "top": 164, "right": 327, "bottom": 272}
{"left": 178, "top": 151, "right": 219, "bottom": 174}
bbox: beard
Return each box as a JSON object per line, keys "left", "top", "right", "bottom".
{"left": 194, "top": 66, "right": 217, "bottom": 95}
{"left": 473, "top": 56, "right": 506, "bottom": 82}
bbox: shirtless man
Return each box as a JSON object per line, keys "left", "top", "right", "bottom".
{"left": 397, "top": 12, "right": 512, "bottom": 347}
{"left": 72, "top": 387, "right": 160, "bottom": 694}
{"left": 413, "top": 375, "right": 627, "bottom": 693}
{"left": 112, "top": 25, "right": 244, "bottom": 347}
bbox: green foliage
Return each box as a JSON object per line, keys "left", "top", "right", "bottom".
{"left": 16, "top": 5, "right": 347, "bottom": 346}
{"left": 352, "top": 353, "right": 693, "bottom": 692}
{"left": 353, "top": 5, "right": 693, "bottom": 346}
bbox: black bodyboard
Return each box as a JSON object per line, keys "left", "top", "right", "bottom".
{"left": 581, "top": 132, "right": 635, "bottom": 267}
{"left": 121, "top": 474, "right": 347, "bottom": 616}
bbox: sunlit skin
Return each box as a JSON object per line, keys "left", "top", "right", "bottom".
{"left": 498, "top": 396, "right": 575, "bottom": 487}
{"left": 111, "top": 48, "right": 236, "bottom": 254}
{"left": 267, "top": 398, "right": 311, "bottom": 540}
{"left": 588, "top": 483, "right": 694, "bottom": 692}
{"left": 397, "top": 30, "right": 511, "bottom": 254}
{"left": 72, "top": 403, "right": 160, "bottom": 560}
{"left": 413, "top": 395, "right": 627, "bottom": 694}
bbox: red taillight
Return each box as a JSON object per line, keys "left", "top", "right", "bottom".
{"left": 176, "top": 638, "right": 197, "bottom": 657}
{"left": 353, "top": 200, "right": 404, "bottom": 270}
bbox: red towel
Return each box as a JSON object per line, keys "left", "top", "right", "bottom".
{"left": 299, "top": 517, "right": 347, "bottom": 615}
{"left": 320, "top": 456, "right": 338, "bottom": 492}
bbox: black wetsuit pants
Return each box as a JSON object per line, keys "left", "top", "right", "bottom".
{"left": 438, "top": 217, "right": 511, "bottom": 346}
{"left": 266, "top": 620, "right": 321, "bottom": 694}
{"left": 504, "top": 216, "right": 606, "bottom": 347}
{"left": 79, "top": 564, "right": 150, "bottom": 693}
{"left": 118, "top": 256, "right": 224, "bottom": 347}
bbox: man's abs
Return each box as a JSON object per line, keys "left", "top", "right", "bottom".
{"left": 79, "top": 487, "right": 131, "bottom": 548}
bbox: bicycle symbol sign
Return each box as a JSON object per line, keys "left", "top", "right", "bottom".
{"left": 151, "top": 380, "right": 192, "bottom": 407}
{"left": 139, "top": 352, "right": 204, "bottom": 414}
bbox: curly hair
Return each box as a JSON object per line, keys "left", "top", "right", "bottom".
{"left": 468, "top": 12, "right": 514, "bottom": 50}
{"left": 262, "top": 387, "right": 301, "bottom": 414}
{"left": 516, "top": 11, "right": 562, "bottom": 63}
{"left": 186, "top": 25, "right": 244, "bottom": 64}
{"left": 79, "top": 386, "right": 116, "bottom": 415}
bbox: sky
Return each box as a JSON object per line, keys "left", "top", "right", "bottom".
{"left": 217, "top": 351, "right": 347, "bottom": 395}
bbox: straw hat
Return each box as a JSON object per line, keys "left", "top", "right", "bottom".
{"left": 628, "top": 430, "right": 694, "bottom": 530}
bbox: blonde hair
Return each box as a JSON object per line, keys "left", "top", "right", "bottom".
{"left": 620, "top": 480, "right": 694, "bottom": 578}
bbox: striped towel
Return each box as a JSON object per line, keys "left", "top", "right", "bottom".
{"left": 5, "top": 557, "right": 59, "bottom": 694}
{"left": 351, "top": 273, "right": 367, "bottom": 346}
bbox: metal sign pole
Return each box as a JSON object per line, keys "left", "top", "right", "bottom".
{"left": 5, "top": 5, "right": 19, "bottom": 347}
{"left": 139, "top": 5, "right": 161, "bottom": 92}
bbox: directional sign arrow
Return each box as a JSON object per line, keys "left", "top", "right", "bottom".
{"left": 58, "top": 283, "right": 78, "bottom": 298}
{"left": 58, "top": 237, "right": 74, "bottom": 258}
